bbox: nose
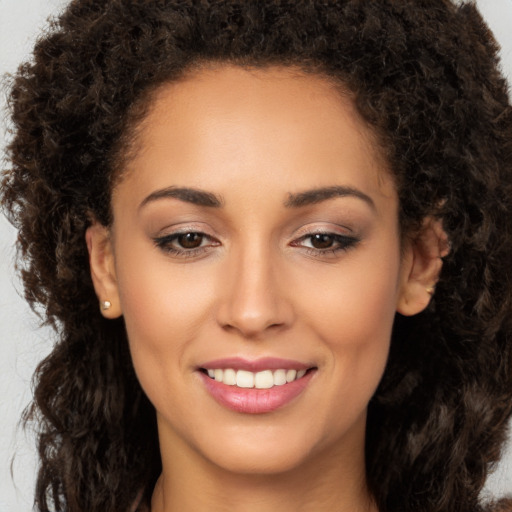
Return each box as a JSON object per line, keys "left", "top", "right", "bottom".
{"left": 216, "top": 243, "right": 294, "bottom": 338}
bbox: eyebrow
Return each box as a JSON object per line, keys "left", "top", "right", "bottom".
{"left": 139, "top": 184, "right": 375, "bottom": 211}
{"left": 285, "top": 186, "right": 375, "bottom": 210}
{"left": 139, "top": 186, "right": 223, "bottom": 209}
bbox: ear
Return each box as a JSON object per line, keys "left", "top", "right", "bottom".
{"left": 396, "top": 216, "right": 450, "bottom": 316}
{"left": 85, "top": 222, "right": 122, "bottom": 318}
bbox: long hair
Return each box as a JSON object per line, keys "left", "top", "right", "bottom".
{"left": 2, "top": 1, "right": 512, "bottom": 511}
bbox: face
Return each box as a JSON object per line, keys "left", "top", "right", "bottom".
{"left": 88, "top": 65, "right": 433, "bottom": 477}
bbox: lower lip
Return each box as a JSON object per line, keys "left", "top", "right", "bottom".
{"left": 200, "top": 371, "right": 314, "bottom": 414}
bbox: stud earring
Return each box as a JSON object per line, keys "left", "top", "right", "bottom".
{"left": 101, "top": 300, "right": 112, "bottom": 311}
{"left": 426, "top": 286, "right": 435, "bottom": 295}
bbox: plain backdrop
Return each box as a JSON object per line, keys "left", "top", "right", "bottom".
{"left": 1, "top": 1, "right": 511, "bottom": 510}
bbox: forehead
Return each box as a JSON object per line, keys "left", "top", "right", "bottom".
{"left": 116, "top": 64, "right": 396, "bottom": 207}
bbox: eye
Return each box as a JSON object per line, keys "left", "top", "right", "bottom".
{"left": 307, "top": 233, "right": 337, "bottom": 249}
{"left": 291, "top": 232, "right": 359, "bottom": 255}
{"left": 153, "top": 231, "right": 219, "bottom": 257}
{"left": 176, "top": 232, "right": 205, "bottom": 249}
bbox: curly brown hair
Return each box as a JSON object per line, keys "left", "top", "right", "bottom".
{"left": 2, "top": 1, "right": 512, "bottom": 511}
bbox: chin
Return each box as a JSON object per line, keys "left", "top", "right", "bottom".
{"left": 204, "top": 439, "right": 314, "bottom": 476}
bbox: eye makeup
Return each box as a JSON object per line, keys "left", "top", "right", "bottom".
{"left": 290, "top": 231, "right": 360, "bottom": 257}
{"left": 153, "top": 230, "right": 220, "bottom": 258}
{"left": 152, "top": 227, "right": 360, "bottom": 261}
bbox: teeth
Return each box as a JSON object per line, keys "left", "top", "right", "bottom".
{"left": 254, "top": 370, "right": 273, "bottom": 389}
{"left": 205, "top": 368, "right": 308, "bottom": 388}
{"left": 223, "top": 368, "right": 237, "bottom": 386}
{"left": 273, "top": 369, "right": 287, "bottom": 386}
{"left": 236, "top": 370, "right": 254, "bottom": 388}
{"left": 286, "top": 369, "right": 297, "bottom": 383}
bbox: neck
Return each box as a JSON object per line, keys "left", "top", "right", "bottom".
{"left": 151, "top": 420, "right": 377, "bottom": 512}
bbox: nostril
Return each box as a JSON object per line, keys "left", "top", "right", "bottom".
{"left": 215, "top": 281, "right": 295, "bottom": 338}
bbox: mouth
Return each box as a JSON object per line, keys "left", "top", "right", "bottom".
{"left": 197, "top": 358, "right": 317, "bottom": 414}
{"left": 200, "top": 367, "right": 311, "bottom": 389}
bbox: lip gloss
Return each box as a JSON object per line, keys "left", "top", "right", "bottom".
{"left": 198, "top": 364, "right": 314, "bottom": 414}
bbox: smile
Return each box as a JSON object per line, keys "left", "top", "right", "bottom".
{"left": 204, "top": 368, "right": 307, "bottom": 389}
{"left": 198, "top": 358, "right": 316, "bottom": 414}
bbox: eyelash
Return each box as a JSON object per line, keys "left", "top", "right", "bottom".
{"left": 153, "top": 232, "right": 219, "bottom": 258}
{"left": 153, "top": 231, "right": 359, "bottom": 258}
{"left": 290, "top": 232, "right": 359, "bottom": 257}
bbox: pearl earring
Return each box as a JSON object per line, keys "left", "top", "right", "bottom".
{"left": 101, "top": 300, "right": 112, "bottom": 311}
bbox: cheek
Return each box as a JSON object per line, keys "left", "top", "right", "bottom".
{"left": 301, "top": 246, "right": 401, "bottom": 346}
{"left": 115, "top": 222, "right": 213, "bottom": 323}
{"left": 297, "top": 242, "right": 401, "bottom": 404}
{"left": 112, "top": 241, "right": 218, "bottom": 384}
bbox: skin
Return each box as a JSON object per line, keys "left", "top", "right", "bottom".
{"left": 87, "top": 65, "right": 446, "bottom": 511}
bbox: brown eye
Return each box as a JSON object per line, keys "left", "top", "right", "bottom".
{"left": 309, "top": 233, "right": 334, "bottom": 249}
{"left": 177, "top": 232, "right": 204, "bottom": 249}
{"left": 153, "top": 230, "right": 220, "bottom": 256}
{"left": 290, "top": 231, "right": 359, "bottom": 256}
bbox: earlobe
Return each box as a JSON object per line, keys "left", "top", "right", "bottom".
{"left": 396, "top": 217, "right": 449, "bottom": 317}
{"left": 85, "top": 222, "right": 122, "bottom": 318}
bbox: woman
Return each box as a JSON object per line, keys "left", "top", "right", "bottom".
{"left": 2, "top": 0, "right": 512, "bottom": 511}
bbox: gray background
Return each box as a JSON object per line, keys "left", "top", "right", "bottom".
{"left": 1, "top": 1, "right": 511, "bottom": 510}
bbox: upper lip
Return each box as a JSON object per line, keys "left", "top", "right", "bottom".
{"left": 198, "top": 357, "right": 314, "bottom": 372}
